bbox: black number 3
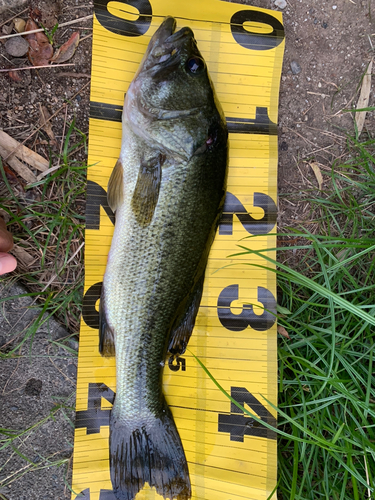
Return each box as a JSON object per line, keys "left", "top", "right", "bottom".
{"left": 217, "top": 285, "right": 276, "bottom": 332}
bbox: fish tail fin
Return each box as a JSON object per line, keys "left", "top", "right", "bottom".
{"left": 110, "top": 402, "right": 191, "bottom": 500}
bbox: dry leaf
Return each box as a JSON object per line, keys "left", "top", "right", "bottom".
{"left": 24, "top": 19, "right": 53, "bottom": 67}
{"left": 14, "top": 18, "right": 26, "bottom": 33}
{"left": 39, "top": 104, "right": 57, "bottom": 147}
{"left": 2, "top": 163, "right": 23, "bottom": 187}
{"left": 309, "top": 161, "right": 323, "bottom": 190}
{"left": 12, "top": 244, "right": 36, "bottom": 267}
{"left": 30, "top": 7, "right": 43, "bottom": 23}
{"left": 277, "top": 325, "right": 290, "bottom": 339}
{"left": 8, "top": 70, "right": 23, "bottom": 83}
{"left": 355, "top": 60, "right": 373, "bottom": 137}
{"left": 1, "top": 22, "right": 14, "bottom": 36}
{"left": 7, "top": 64, "right": 31, "bottom": 87}
{"left": 30, "top": 2, "right": 62, "bottom": 29}
{"left": 51, "top": 32, "right": 80, "bottom": 64}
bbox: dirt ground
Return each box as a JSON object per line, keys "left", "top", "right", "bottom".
{"left": 0, "top": 0, "right": 374, "bottom": 498}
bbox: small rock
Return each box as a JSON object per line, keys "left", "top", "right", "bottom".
{"left": 280, "top": 141, "right": 288, "bottom": 151}
{"left": 332, "top": 5, "right": 337, "bottom": 9}
{"left": 14, "top": 18, "right": 26, "bottom": 33}
{"left": 67, "top": 363, "right": 77, "bottom": 378}
{"left": 68, "top": 338, "right": 79, "bottom": 351}
{"left": 290, "top": 60, "right": 301, "bottom": 75}
{"left": 5, "top": 37, "right": 29, "bottom": 57}
{"left": 322, "top": 21, "right": 328, "bottom": 29}
{"left": 274, "top": 0, "right": 287, "bottom": 8}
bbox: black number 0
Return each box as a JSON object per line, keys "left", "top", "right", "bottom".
{"left": 94, "top": 0, "right": 152, "bottom": 37}
{"left": 230, "top": 10, "right": 284, "bottom": 51}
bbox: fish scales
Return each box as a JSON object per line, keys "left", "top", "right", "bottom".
{"left": 99, "top": 17, "right": 228, "bottom": 500}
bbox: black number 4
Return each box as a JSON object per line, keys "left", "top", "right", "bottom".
{"left": 218, "top": 387, "right": 276, "bottom": 441}
{"left": 75, "top": 383, "right": 114, "bottom": 434}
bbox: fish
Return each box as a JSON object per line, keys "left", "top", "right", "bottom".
{"left": 99, "top": 16, "right": 228, "bottom": 500}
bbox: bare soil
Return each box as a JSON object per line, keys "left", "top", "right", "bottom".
{"left": 0, "top": 0, "right": 92, "bottom": 177}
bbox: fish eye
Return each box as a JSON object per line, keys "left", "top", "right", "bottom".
{"left": 186, "top": 57, "right": 205, "bottom": 75}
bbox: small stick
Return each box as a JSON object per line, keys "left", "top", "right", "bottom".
{"left": 0, "top": 7, "right": 28, "bottom": 28}
{"left": 55, "top": 72, "right": 90, "bottom": 78}
{"left": 63, "top": 4, "right": 94, "bottom": 11}
{"left": 307, "top": 91, "right": 330, "bottom": 98}
{"left": 37, "top": 105, "right": 69, "bottom": 182}
{"left": 80, "top": 33, "right": 93, "bottom": 43}
{"left": 40, "top": 241, "right": 85, "bottom": 293}
{"left": 0, "top": 63, "right": 75, "bottom": 72}
{"left": 37, "top": 163, "right": 66, "bottom": 181}
{"left": 0, "top": 14, "right": 93, "bottom": 40}
{"left": 0, "top": 130, "right": 49, "bottom": 171}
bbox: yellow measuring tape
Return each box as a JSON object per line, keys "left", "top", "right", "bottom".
{"left": 72, "top": 1, "right": 284, "bottom": 499}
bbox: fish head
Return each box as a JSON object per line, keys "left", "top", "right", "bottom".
{"left": 125, "top": 17, "right": 226, "bottom": 159}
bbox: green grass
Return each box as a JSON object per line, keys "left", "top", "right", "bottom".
{"left": 194, "top": 132, "right": 375, "bottom": 499}
{"left": 0, "top": 119, "right": 86, "bottom": 341}
{"left": 236, "top": 134, "right": 375, "bottom": 498}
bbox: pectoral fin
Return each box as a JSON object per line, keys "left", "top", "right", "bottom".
{"left": 168, "top": 274, "right": 205, "bottom": 355}
{"left": 107, "top": 159, "right": 124, "bottom": 212}
{"left": 99, "top": 285, "right": 115, "bottom": 357}
{"left": 131, "top": 154, "right": 164, "bottom": 226}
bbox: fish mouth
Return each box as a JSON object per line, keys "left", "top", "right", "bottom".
{"left": 152, "top": 16, "right": 194, "bottom": 48}
{"left": 152, "top": 16, "right": 177, "bottom": 45}
{"left": 140, "top": 17, "right": 195, "bottom": 73}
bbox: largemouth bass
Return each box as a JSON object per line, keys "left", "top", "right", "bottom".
{"left": 99, "top": 16, "right": 228, "bottom": 500}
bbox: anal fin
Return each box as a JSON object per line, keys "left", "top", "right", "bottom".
{"left": 99, "top": 285, "right": 115, "bottom": 357}
{"left": 168, "top": 274, "right": 205, "bottom": 356}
